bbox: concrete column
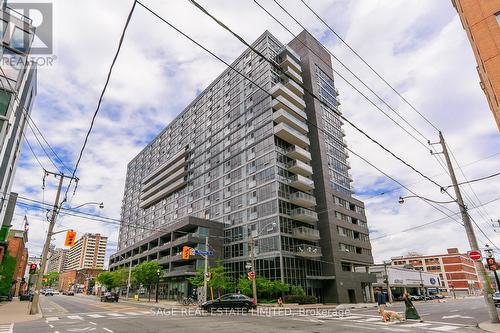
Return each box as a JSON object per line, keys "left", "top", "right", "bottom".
{"left": 369, "top": 284, "right": 375, "bottom": 302}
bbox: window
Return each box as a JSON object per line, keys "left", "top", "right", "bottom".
{"left": 10, "top": 27, "right": 31, "bottom": 52}
{"left": 0, "top": 90, "right": 12, "bottom": 117}
{"left": 496, "top": 12, "right": 500, "bottom": 27}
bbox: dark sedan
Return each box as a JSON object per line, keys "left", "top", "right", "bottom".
{"left": 201, "top": 294, "right": 256, "bottom": 312}
{"left": 100, "top": 292, "right": 119, "bottom": 302}
{"left": 493, "top": 292, "right": 500, "bottom": 307}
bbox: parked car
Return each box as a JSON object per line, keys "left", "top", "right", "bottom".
{"left": 200, "top": 294, "right": 256, "bottom": 312}
{"left": 493, "top": 292, "right": 500, "bottom": 307}
{"left": 100, "top": 292, "right": 119, "bottom": 302}
{"left": 44, "top": 288, "right": 54, "bottom": 296}
{"left": 434, "top": 294, "right": 444, "bottom": 299}
{"left": 52, "top": 290, "right": 60, "bottom": 295}
{"left": 66, "top": 290, "right": 75, "bottom": 296}
{"left": 410, "top": 295, "right": 423, "bottom": 301}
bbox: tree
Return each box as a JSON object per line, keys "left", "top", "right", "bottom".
{"left": 236, "top": 276, "right": 290, "bottom": 301}
{"left": 44, "top": 272, "right": 59, "bottom": 288}
{"left": 208, "top": 261, "right": 233, "bottom": 298}
{"left": 96, "top": 272, "right": 115, "bottom": 290}
{"left": 236, "top": 276, "right": 252, "bottom": 296}
{"left": 112, "top": 268, "right": 129, "bottom": 288}
{"left": 187, "top": 268, "right": 204, "bottom": 288}
{"left": 0, "top": 255, "right": 16, "bottom": 296}
{"left": 132, "top": 261, "right": 160, "bottom": 302}
{"left": 290, "top": 285, "right": 305, "bottom": 296}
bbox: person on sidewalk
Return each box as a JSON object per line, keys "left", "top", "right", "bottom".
{"left": 277, "top": 297, "right": 283, "bottom": 307}
{"left": 402, "top": 292, "right": 422, "bottom": 321}
{"left": 375, "top": 287, "right": 387, "bottom": 320}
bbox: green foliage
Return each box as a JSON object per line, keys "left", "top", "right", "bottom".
{"left": 0, "top": 254, "right": 16, "bottom": 296}
{"left": 96, "top": 272, "right": 115, "bottom": 290}
{"left": 187, "top": 268, "right": 205, "bottom": 288}
{"left": 284, "top": 294, "right": 317, "bottom": 304}
{"left": 236, "top": 276, "right": 252, "bottom": 296}
{"left": 44, "top": 272, "right": 59, "bottom": 288}
{"left": 235, "top": 276, "right": 291, "bottom": 300}
{"left": 208, "top": 261, "right": 233, "bottom": 297}
{"left": 290, "top": 285, "right": 305, "bottom": 296}
{"left": 132, "top": 261, "right": 161, "bottom": 288}
{"left": 112, "top": 268, "right": 129, "bottom": 288}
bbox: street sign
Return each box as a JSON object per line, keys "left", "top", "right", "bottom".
{"left": 194, "top": 250, "right": 214, "bottom": 256}
{"left": 247, "top": 271, "right": 255, "bottom": 280}
{"left": 468, "top": 250, "right": 482, "bottom": 261}
{"left": 205, "top": 272, "right": 212, "bottom": 281}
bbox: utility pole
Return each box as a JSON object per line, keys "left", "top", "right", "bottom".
{"left": 249, "top": 236, "right": 257, "bottom": 304}
{"left": 383, "top": 261, "right": 393, "bottom": 303}
{"left": 126, "top": 259, "right": 132, "bottom": 300}
{"left": 438, "top": 132, "right": 499, "bottom": 323}
{"left": 203, "top": 236, "right": 208, "bottom": 303}
{"left": 29, "top": 171, "right": 78, "bottom": 315}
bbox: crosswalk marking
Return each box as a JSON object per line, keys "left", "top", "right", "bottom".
{"left": 429, "top": 326, "right": 459, "bottom": 332}
{"left": 402, "top": 323, "right": 432, "bottom": 327}
{"left": 107, "top": 313, "right": 126, "bottom": 317}
{"left": 0, "top": 324, "right": 13, "bottom": 333}
{"left": 123, "top": 312, "right": 142, "bottom": 315}
{"left": 87, "top": 314, "right": 105, "bottom": 318}
{"left": 46, "top": 317, "right": 59, "bottom": 322}
{"left": 67, "top": 315, "right": 83, "bottom": 320}
{"left": 361, "top": 318, "right": 381, "bottom": 322}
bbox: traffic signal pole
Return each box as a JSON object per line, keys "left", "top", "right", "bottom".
{"left": 29, "top": 171, "right": 78, "bottom": 315}
{"left": 203, "top": 236, "right": 208, "bottom": 302}
{"left": 438, "top": 132, "right": 499, "bottom": 323}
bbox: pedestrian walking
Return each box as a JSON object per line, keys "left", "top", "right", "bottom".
{"left": 277, "top": 297, "right": 283, "bottom": 307}
{"left": 375, "top": 287, "right": 387, "bottom": 320}
{"left": 403, "top": 292, "right": 422, "bottom": 321}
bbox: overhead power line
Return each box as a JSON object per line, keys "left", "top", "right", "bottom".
{"left": 443, "top": 171, "right": 500, "bottom": 190}
{"left": 187, "top": 0, "right": 447, "bottom": 193}
{"left": 299, "top": 0, "right": 439, "bottom": 132}
{"left": 62, "top": 0, "right": 138, "bottom": 204}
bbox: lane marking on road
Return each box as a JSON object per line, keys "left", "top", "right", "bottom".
{"left": 139, "top": 311, "right": 151, "bottom": 314}
{"left": 400, "top": 323, "right": 432, "bottom": 327}
{"left": 49, "top": 324, "right": 54, "bottom": 328}
{"left": 340, "top": 324, "right": 378, "bottom": 330}
{"left": 45, "top": 317, "right": 59, "bottom": 322}
{"left": 103, "top": 328, "right": 113, "bottom": 333}
{"left": 360, "top": 318, "right": 381, "bottom": 322}
{"left": 107, "top": 313, "right": 126, "bottom": 317}
{"left": 429, "top": 325, "right": 460, "bottom": 332}
{"left": 89, "top": 322, "right": 97, "bottom": 325}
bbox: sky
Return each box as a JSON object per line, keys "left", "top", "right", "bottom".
{"left": 9, "top": 0, "right": 500, "bottom": 265}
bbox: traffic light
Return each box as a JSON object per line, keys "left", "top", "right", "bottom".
{"left": 182, "top": 246, "right": 190, "bottom": 260}
{"left": 64, "top": 230, "right": 76, "bottom": 247}
{"left": 29, "top": 263, "right": 37, "bottom": 274}
{"left": 487, "top": 257, "right": 497, "bottom": 270}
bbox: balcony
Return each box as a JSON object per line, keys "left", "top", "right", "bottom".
{"left": 287, "top": 160, "right": 313, "bottom": 177}
{"left": 270, "top": 83, "right": 306, "bottom": 111}
{"left": 166, "top": 265, "right": 197, "bottom": 277}
{"left": 283, "top": 65, "right": 303, "bottom": 84}
{"left": 273, "top": 109, "right": 308, "bottom": 134}
{"left": 289, "top": 192, "right": 316, "bottom": 208}
{"left": 284, "top": 79, "right": 304, "bottom": 97}
{"left": 274, "top": 123, "right": 310, "bottom": 148}
{"left": 286, "top": 145, "right": 311, "bottom": 162}
{"left": 289, "top": 174, "right": 314, "bottom": 192}
{"left": 271, "top": 95, "right": 307, "bottom": 120}
{"left": 280, "top": 54, "right": 302, "bottom": 74}
{"left": 295, "top": 244, "right": 322, "bottom": 258}
{"left": 293, "top": 227, "right": 320, "bottom": 241}
{"left": 291, "top": 208, "right": 318, "bottom": 224}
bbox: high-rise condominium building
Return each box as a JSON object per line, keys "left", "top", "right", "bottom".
{"left": 452, "top": 0, "right": 500, "bottom": 131}
{"left": 0, "top": 4, "right": 37, "bottom": 229}
{"left": 112, "top": 30, "right": 374, "bottom": 303}
{"left": 66, "top": 233, "right": 107, "bottom": 271}
{"left": 47, "top": 248, "right": 68, "bottom": 274}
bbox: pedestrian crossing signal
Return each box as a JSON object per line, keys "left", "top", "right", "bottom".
{"left": 487, "top": 257, "right": 497, "bottom": 270}
{"left": 64, "top": 230, "right": 76, "bottom": 247}
{"left": 182, "top": 246, "right": 190, "bottom": 260}
{"left": 29, "top": 263, "right": 37, "bottom": 274}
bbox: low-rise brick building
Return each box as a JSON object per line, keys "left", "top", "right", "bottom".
{"left": 6, "top": 229, "right": 28, "bottom": 296}
{"left": 391, "top": 248, "right": 480, "bottom": 297}
{"left": 59, "top": 268, "right": 103, "bottom": 293}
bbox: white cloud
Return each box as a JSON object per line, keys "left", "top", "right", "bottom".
{"left": 10, "top": 0, "right": 500, "bottom": 266}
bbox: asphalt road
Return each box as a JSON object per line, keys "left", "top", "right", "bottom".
{"left": 7, "top": 295, "right": 494, "bottom": 333}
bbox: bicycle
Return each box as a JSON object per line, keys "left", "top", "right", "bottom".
{"left": 182, "top": 297, "right": 199, "bottom": 306}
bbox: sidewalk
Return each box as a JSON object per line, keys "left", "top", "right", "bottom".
{"left": 0, "top": 298, "right": 42, "bottom": 324}
{"left": 479, "top": 322, "right": 500, "bottom": 333}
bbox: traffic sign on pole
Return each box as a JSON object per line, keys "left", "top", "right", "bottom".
{"left": 468, "top": 250, "right": 482, "bottom": 261}
{"left": 247, "top": 271, "right": 255, "bottom": 280}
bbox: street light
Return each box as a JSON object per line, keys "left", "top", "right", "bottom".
{"left": 398, "top": 195, "right": 456, "bottom": 205}
{"left": 71, "top": 202, "right": 104, "bottom": 209}
{"left": 248, "top": 221, "right": 277, "bottom": 306}
{"left": 156, "top": 268, "right": 161, "bottom": 303}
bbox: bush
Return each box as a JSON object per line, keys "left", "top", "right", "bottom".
{"left": 0, "top": 255, "right": 17, "bottom": 296}
{"left": 284, "top": 294, "right": 317, "bottom": 304}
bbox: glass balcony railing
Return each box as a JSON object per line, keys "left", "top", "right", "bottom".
{"left": 291, "top": 208, "right": 319, "bottom": 223}
{"left": 274, "top": 122, "right": 310, "bottom": 148}
{"left": 289, "top": 192, "right": 316, "bottom": 208}
{"left": 289, "top": 174, "right": 315, "bottom": 191}
{"left": 295, "top": 244, "right": 322, "bottom": 258}
{"left": 286, "top": 145, "right": 311, "bottom": 162}
{"left": 292, "top": 227, "right": 320, "bottom": 241}
{"left": 287, "top": 160, "right": 313, "bottom": 176}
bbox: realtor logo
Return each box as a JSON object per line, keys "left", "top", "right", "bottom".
{"left": 8, "top": 2, "right": 53, "bottom": 54}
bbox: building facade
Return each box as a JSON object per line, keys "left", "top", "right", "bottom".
{"left": 58, "top": 268, "right": 103, "bottom": 293}
{"left": 66, "top": 233, "right": 107, "bottom": 271}
{"left": 0, "top": 4, "right": 38, "bottom": 227}
{"left": 452, "top": 0, "right": 500, "bottom": 131}
{"left": 47, "top": 248, "right": 68, "bottom": 274}
{"left": 6, "top": 228, "right": 28, "bottom": 296}
{"left": 113, "top": 30, "right": 374, "bottom": 303}
{"left": 391, "top": 248, "right": 480, "bottom": 297}
{"left": 110, "top": 216, "right": 223, "bottom": 300}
